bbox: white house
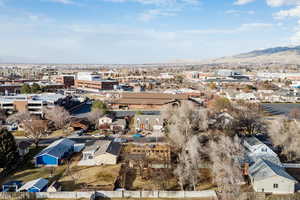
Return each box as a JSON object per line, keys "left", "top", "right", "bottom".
{"left": 98, "top": 116, "right": 113, "bottom": 126}
{"left": 78, "top": 141, "right": 121, "bottom": 166}
{"left": 249, "top": 159, "right": 297, "bottom": 194}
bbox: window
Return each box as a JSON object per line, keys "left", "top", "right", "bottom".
{"left": 273, "top": 184, "right": 278, "bottom": 189}
{"left": 261, "top": 148, "right": 268, "bottom": 152}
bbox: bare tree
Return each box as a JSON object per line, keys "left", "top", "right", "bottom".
{"left": 43, "top": 106, "right": 71, "bottom": 130}
{"left": 230, "top": 102, "right": 265, "bottom": 135}
{"left": 162, "top": 102, "right": 209, "bottom": 190}
{"left": 22, "top": 116, "right": 48, "bottom": 148}
{"left": 288, "top": 108, "right": 300, "bottom": 120}
{"left": 87, "top": 108, "right": 105, "bottom": 127}
{"left": 207, "top": 97, "right": 232, "bottom": 112}
{"left": 7, "top": 111, "right": 31, "bottom": 124}
{"left": 268, "top": 116, "right": 300, "bottom": 161}
{"left": 164, "top": 102, "right": 209, "bottom": 148}
{"left": 207, "top": 135, "right": 245, "bottom": 200}
{"left": 0, "top": 109, "right": 7, "bottom": 123}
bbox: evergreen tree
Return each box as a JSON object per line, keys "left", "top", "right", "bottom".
{"left": 0, "top": 129, "right": 18, "bottom": 169}
{"left": 20, "top": 84, "right": 31, "bottom": 94}
{"left": 92, "top": 100, "right": 108, "bottom": 114}
{"left": 31, "top": 83, "right": 41, "bottom": 93}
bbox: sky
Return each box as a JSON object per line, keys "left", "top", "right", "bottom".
{"left": 0, "top": 0, "right": 300, "bottom": 64}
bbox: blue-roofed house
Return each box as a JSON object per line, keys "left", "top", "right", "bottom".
{"left": 35, "top": 138, "right": 75, "bottom": 167}
{"left": 2, "top": 181, "right": 23, "bottom": 192}
{"left": 18, "top": 178, "right": 48, "bottom": 192}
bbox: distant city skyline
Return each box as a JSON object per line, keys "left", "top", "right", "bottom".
{"left": 0, "top": 0, "right": 299, "bottom": 63}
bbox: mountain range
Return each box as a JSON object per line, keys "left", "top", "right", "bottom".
{"left": 203, "top": 45, "right": 300, "bottom": 65}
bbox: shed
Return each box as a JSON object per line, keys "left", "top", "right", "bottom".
{"left": 18, "top": 178, "right": 48, "bottom": 192}
{"left": 35, "top": 138, "right": 75, "bottom": 167}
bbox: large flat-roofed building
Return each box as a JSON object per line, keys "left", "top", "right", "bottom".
{"left": 0, "top": 93, "right": 66, "bottom": 115}
{"left": 77, "top": 72, "right": 102, "bottom": 81}
{"left": 109, "top": 92, "right": 190, "bottom": 110}
{"left": 75, "top": 79, "right": 119, "bottom": 91}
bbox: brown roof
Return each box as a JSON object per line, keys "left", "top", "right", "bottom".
{"left": 112, "top": 98, "right": 177, "bottom": 105}
{"left": 111, "top": 92, "right": 189, "bottom": 105}
{"left": 121, "top": 92, "right": 189, "bottom": 100}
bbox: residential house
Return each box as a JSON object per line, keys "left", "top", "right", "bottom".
{"left": 98, "top": 114, "right": 127, "bottom": 132}
{"left": 18, "top": 178, "right": 48, "bottom": 192}
{"left": 244, "top": 136, "right": 278, "bottom": 165}
{"left": 99, "top": 115, "right": 114, "bottom": 126}
{"left": 134, "top": 114, "right": 163, "bottom": 131}
{"left": 249, "top": 159, "right": 297, "bottom": 194}
{"left": 111, "top": 119, "right": 127, "bottom": 131}
{"left": 35, "top": 138, "right": 75, "bottom": 167}
{"left": 78, "top": 140, "right": 121, "bottom": 166}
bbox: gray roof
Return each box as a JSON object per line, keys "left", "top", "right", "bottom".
{"left": 249, "top": 159, "right": 296, "bottom": 182}
{"left": 244, "top": 136, "right": 262, "bottom": 146}
{"left": 106, "top": 142, "right": 121, "bottom": 156}
{"left": 246, "top": 154, "right": 282, "bottom": 167}
{"left": 84, "top": 140, "right": 121, "bottom": 157}
{"left": 35, "top": 138, "right": 75, "bottom": 159}
{"left": 18, "top": 178, "right": 48, "bottom": 191}
{"left": 112, "top": 119, "right": 126, "bottom": 126}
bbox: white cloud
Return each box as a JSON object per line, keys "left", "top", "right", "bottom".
{"left": 274, "top": 6, "right": 300, "bottom": 19}
{"left": 234, "top": 0, "right": 256, "bottom": 5}
{"left": 266, "top": 0, "right": 300, "bottom": 7}
{"left": 139, "top": 8, "right": 180, "bottom": 21}
{"left": 225, "top": 9, "right": 255, "bottom": 15}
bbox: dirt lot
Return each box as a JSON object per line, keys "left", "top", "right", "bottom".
{"left": 60, "top": 164, "right": 122, "bottom": 191}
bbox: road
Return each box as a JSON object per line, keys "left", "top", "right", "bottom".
{"left": 16, "top": 135, "right": 166, "bottom": 146}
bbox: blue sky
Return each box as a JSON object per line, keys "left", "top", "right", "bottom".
{"left": 0, "top": 0, "right": 300, "bottom": 63}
